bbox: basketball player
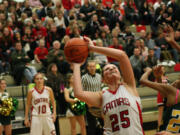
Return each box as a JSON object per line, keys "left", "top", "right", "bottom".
{"left": 72, "top": 37, "right": 144, "bottom": 135}
{"left": 0, "top": 79, "right": 12, "bottom": 135}
{"left": 140, "top": 67, "right": 180, "bottom": 135}
{"left": 24, "top": 73, "right": 56, "bottom": 135}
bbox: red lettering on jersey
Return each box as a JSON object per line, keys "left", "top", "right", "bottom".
{"left": 103, "top": 97, "right": 130, "bottom": 115}
{"left": 34, "top": 98, "right": 49, "bottom": 105}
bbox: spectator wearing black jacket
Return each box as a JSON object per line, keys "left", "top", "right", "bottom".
{"left": 83, "top": 14, "right": 101, "bottom": 39}
{"left": 46, "top": 24, "right": 66, "bottom": 49}
{"left": 79, "top": 0, "right": 96, "bottom": 21}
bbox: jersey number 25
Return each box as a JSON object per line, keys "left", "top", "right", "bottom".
{"left": 110, "top": 110, "right": 130, "bottom": 132}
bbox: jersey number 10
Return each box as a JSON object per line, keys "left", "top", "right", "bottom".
{"left": 38, "top": 105, "right": 46, "bottom": 114}
{"left": 110, "top": 110, "right": 130, "bottom": 132}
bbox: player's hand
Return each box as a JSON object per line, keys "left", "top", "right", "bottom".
{"left": 24, "top": 118, "right": 30, "bottom": 127}
{"left": 83, "top": 36, "right": 94, "bottom": 48}
{"left": 165, "top": 25, "right": 175, "bottom": 43}
{"left": 52, "top": 113, "right": 56, "bottom": 123}
{"left": 155, "top": 131, "right": 174, "bottom": 135}
{"left": 153, "top": 65, "right": 163, "bottom": 78}
{"left": 70, "top": 60, "right": 86, "bottom": 70}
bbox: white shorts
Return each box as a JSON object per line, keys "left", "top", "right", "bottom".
{"left": 30, "top": 115, "right": 56, "bottom": 135}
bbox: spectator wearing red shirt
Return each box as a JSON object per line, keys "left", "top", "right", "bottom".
{"left": 32, "top": 20, "right": 47, "bottom": 41}
{"left": 102, "top": 0, "right": 114, "bottom": 9}
{"left": 34, "top": 39, "right": 48, "bottom": 71}
{"left": 107, "top": 37, "right": 123, "bottom": 65}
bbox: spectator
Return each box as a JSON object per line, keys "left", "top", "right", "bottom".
{"left": 0, "top": 60, "right": 10, "bottom": 74}
{"left": 108, "top": 4, "right": 123, "bottom": 30}
{"left": 11, "top": 42, "right": 36, "bottom": 85}
{"left": 46, "top": 63, "right": 65, "bottom": 133}
{"left": 139, "top": 1, "right": 152, "bottom": 25}
{"left": 69, "top": 24, "right": 82, "bottom": 38}
{"left": 102, "top": 0, "right": 113, "bottom": 9}
{"left": 34, "top": 39, "right": 48, "bottom": 71}
{"left": 46, "top": 23, "right": 66, "bottom": 49}
{"left": 79, "top": 0, "right": 96, "bottom": 21}
{"left": 61, "top": 0, "right": 74, "bottom": 17}
{"left": 64, "top": 73, "right": 86, "bottom": 135}
{"left": 16, "top": 0, "right": 32, "bottom": 17}
{"left": 54, "top": 10, "right": 69, "bottom": 29}
{"left": 29, "top": 0, "right": 42, "bottom": 8}
{"left": 53, "top": 0, "right": 65, "bottom": 16}
{"left": 155, "top": 30, "right": 172, "bottom": 61}
{"left": 44, "top": 17, "right": 54, "bottom": 31}
{"left": 0, "top": 27, "right": 14, "bottom": 62}
{"left": 83, "top": 14, "right": 101, "bottom": 39}
{"left": 123, "top": 25, "right": 135, "bottom": 57}
{"left": 124, "top": 1, "right": 140, "bottom": 24}
{"left": 14, "top": 32, "right": 22, "bottom": 44}
{"left": 151, "top": 7, "right": 164, "bottom": 34}
{"left": 95, "top": 3, "right": 109, "bottom": 26}
{"left": 145, "top": 32, "right": 161, "bottom": 60}
{"left": 82, "top": 60, "right": 103, "bottom": 135}
{"left": 38, "top": 1, "right": 54, "bottom": 19}
{"left": 99, "top": 29, "right": 110, "bottom": 47}
{"left": 93, "top": 39, "right": 108, "bottom": 66}
{"left": 22, "top": 26, "right": 37, "bottom": 60}
{"left": 144, "top": 49, "right": 158, "bottom": 68}
{"left": 32, "top": 20, "right": 47, "bottom": 41}
{"left": 153, "top": 0, "right": 164, "bottom": 11}
{"left": 130, "top": 48, "right": 144, "bottom": 85}
{"left": 110, "top": 27, "right": 125, "bottom": 48}
{"left": 139, "top": 30, "right": 146, "bottom": 41}
{"left": 139, "top": 39, "right": 149, "bottom": 60}
{"left": 61, "top": 35, "right": 70, "bottom": 50}
{"left": 107, "top": 37, "right": 123, "bottom": 66}
{"left": 47, "top": 40, "right": 64, "bottom": 65}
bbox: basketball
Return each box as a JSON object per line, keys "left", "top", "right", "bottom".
{"left": 64, "top": 38, "right": 89, "bottom": 63}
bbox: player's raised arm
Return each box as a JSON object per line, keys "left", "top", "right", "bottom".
{"left": 72, "top": 63, "right": 102, "bottom": 108}
{"left": 165, "top": 25, "right": 180, "bottom": 53}
{"left": 84, "top": 37, "right": 136, "bottom": 92}
{"left": 140, "top": 67, "right": 177, "bottom": 105}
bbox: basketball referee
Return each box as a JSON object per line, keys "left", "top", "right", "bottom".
{"left": 82, "top": 60, "right": 103, "bottom": 135}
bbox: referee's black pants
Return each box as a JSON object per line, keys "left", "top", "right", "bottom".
{"left": 86, "top": 110, "right": 103, "bottom": 135}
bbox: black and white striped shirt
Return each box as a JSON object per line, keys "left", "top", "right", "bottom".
{"left": 82, "top": 73, "right": 102, "bottom": 92}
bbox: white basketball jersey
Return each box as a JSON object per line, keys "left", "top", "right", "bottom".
{"left": 31, "top": 87, "right": 51, "bottom": 116}
{"left": 102, "top": 85, "right": 144, "bottom": 135}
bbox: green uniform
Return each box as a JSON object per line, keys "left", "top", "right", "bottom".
{"left": 160, "top": 99, "right": 180, "bottom": 133}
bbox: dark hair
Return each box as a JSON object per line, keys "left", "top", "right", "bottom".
{"left": 66, "top": 73, "right": 73, "bottom": 88}
{"left": 47, "top": 63, "right": 57, "bottom": 73}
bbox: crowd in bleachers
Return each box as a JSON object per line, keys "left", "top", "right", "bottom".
{"left": 0, "top": 0, "right": 179, "bottom": 87}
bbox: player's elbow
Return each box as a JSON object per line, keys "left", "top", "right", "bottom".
{"left": 74, "top": 90, "right": 84, "bottom": 100}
